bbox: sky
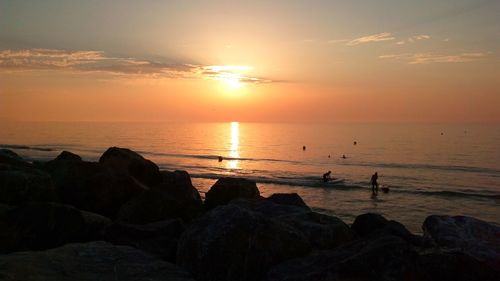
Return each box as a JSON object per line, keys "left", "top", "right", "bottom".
{"left": 1, "top": 0, "right": 499, "bottom": 122}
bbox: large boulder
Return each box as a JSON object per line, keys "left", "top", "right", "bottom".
{"left": 177, "top": 204, "right": 311, "bottom": 281}
{"left": 99, "top": 146, "right": 161, "bottom": 187}
{"left": 0, "top": 241, "right": 195, "bottom": 281}
{"left": 40, "top": 158, "right": 146, "bottom": 218}
{"left": 54, "top": 150, "right": 82, "bottom": 161}
{"left": 0, "top": 149, "right": 32, "bottom": 169}
{"left": 423, "top": 215, "right": 500, "bottom": 271}
{"left": 0, "top": 202, "right": 110, "bottom": 253}
{"left": 0, "top": 163, "right": 55, "bottom": 205}
{"left": 352, "top": 213, "right": 422, "bottom": 246}
{"left": 267, "top": 193, "right": 309, "bottom": 209}
{"left": 418, "top": 250, "right": 499, "bottom": 281}
{"left": 204, "top": 177, "right": 260, "bottom": 209}
{"left": 265, "top": 234, "right": 420, "bottom": 281}
{"left": 232, "top": 197, "right": 353, "bottom": 250}
{"left": 102, "top": 219, "right": 185, "bottom": 262}
{"left": 117, "top": 170, "right": 202, "bottom": 224}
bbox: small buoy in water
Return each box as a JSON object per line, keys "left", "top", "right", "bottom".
{"left": 218, "top": 156, "right": 223, "bottom": 162}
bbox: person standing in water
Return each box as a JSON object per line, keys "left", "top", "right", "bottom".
{"left": 370, "top": 172, "right": 379, "bottom": 194}
{"left": 323, "top": 171, "right": 332, "bottom": 182}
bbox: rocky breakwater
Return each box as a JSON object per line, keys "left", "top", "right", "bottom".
{"left": 0, "top": 147, "right": 499, "bottom": 281}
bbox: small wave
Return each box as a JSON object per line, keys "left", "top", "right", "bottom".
{"left": 340, "top": 161, "right": 499, "bottom": 175}
{"left": 0, "top": 144, "right": 54, "bottom": 152}
{"left": 138, "top": 150, "right": 301, "bottom": 164}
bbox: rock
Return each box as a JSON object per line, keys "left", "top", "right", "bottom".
{"left": 265, "top": 234, "right": 420, "bottom": 281}
{"left": 102, "top": 219, "right": 185, "bottom": 262}
{"left": 267, "top": 193, "right": 309, "bottom": 209}
{"left": 232, "top": 197, "right": 353, "bottom": 250}
{"left": 80, "top": 210, "right": 112, "bottom": 240}
{"left": 352, "top": 213, "right": 422, "bottom": 246}
{"left": 0, "top": 164, "right": 55, "bottom": 205}
{"left": 40, "top": 159, "right": 146, "bottom": 218}
{"left": 418, "top": 250, "right": 499, "bottom": 281}
{"left": 423, "top": 215, "right": 500, "bottom": 271}
{"left": 0, "top": 202, "right": 107, "bottom": 253}
{"left": 99, "top": 146, "right": 161, "bottom": 187}
{"left": 204, "top": 177, "right": 260, "bottom": 209}
{"left": 0, "top": 241, "right": 195, "bottom": 281}
{"left": 54, "top": 150, "right": 82, "bottom": 161}
{"left": 117, "top": 188, "right": 201, "bottom": 224}
{"left": 0, "top": 149, "right": 31, "bottom": 169}
{"left": 279, "top": 212, "right": 353, "bottom": 250}
{"left": 177, "top": 204, "right": 311, "bottom": 281}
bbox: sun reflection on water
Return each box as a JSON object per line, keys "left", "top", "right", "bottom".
{"left": 227, "top": 121, "right": 239, "bottom": 169}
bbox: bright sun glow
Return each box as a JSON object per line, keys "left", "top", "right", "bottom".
{"left": 221, "top": 74, "right": 241, "bottom": 89}
{"left": 203, "top": 65, "right": 253, "bottom": 91}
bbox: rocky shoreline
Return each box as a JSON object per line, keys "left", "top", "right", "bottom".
{"left": 0, "top": 146, "right": 499, "bottom": 281}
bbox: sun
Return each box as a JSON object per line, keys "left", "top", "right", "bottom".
{"left": 222, "top": 75, "right": 241, "bottom": 90}
{"left": 216, "top": 72, "right": 242, "bottom": 90}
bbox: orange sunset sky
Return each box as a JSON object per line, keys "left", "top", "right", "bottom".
{"left": 1, "top": 0, "right": 499, "bottom": 123}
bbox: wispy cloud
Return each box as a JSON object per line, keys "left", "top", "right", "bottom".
{"left": 347, "top": 32, "right": 395, "bottom": 46}
{"left": 379, "top": 52, "right": 485, "bottom": 64}
{"left": 0, "top": 48, "right": 270, "bottom": 83}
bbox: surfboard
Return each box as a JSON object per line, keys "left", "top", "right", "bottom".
{"left": 325, "top": 178, "right": 345, "bottom": 185}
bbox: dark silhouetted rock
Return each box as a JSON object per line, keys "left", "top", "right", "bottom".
{"left": 40, "top": 159, "right": 146, "bottom": 218}
{"left": 204, "top": 177, "right": 260, "bottom": 209}
{"left": 0, "top": 202, "right": 109, "bottom": 253}
{"left": 0, "top": 149, "right": 30, "bottom": 167}
{"left": 118, "top": 186, "right": 201, "bottom": 224}
{"left": 54, "top": 150, "right": 82, "bottom": 162}
{"left": 279, "top": 212, "right": 353, "bottom": 250}
{"left": 423, "top": 215, "right": 500, "bottom": 271}
{"left": 265, "top": 234, "right": 420, "bottom": 281}
{"left": 0, "top": 241, "right": 195, "bottom": 281}
{"left": 231, "top": 197, "right": 353, "bottom": 250}
{"left": 102, "top": 219, "right": 185, "bottom": 262}
{"left": 352, "top": 213, "right": 422, "bottom": 246}
{"left": 418, "top": 250, "right": 499, "bottom": 281}
{"left": 99, "top": 146, "right": 161, "bottom": 187}
{"left": 177, "top": 204, "right": 311, "bottom": 281}
{"left": 267, "top": 193, "right": 309, "bottom": 209}
{"left": 0, "top": 164, "right": 55, "bottom": 205}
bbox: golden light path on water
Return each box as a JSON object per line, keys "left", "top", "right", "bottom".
{"left": 227, "top": 121, "right": 239, "bottom": 169}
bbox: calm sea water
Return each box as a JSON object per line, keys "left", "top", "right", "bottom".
{"left": 1, "top": 122, "right": 499, "bottom": 232}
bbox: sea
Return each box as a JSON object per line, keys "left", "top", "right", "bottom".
{"left": 1, "top": 122, "right": 499, "bottom": 233}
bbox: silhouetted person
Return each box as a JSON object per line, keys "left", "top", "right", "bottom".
{"left": 371, "top": 172, "right": 379, "bottom": 194}
{"left": 342, "top": 154, "right": 346, "bottom": 159}
{"left": 323, "top": 171, "right": 332, "bottom": 183}
{"left": 303, "top": 145, "right": 306, "bottom": 151}
{"left": 218, "top": 156, "right": 223, "bottom": 162}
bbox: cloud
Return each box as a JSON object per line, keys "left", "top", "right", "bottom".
{"left": 0, "top": 48, "right": 270, "bottom": 84}
{"left": 347, "top": 32, "right": 395, "bottom": 46}
{"left": 379, "top": 52, "right": 485, "bottom": 64}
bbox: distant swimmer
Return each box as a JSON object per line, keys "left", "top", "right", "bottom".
{"left": 323, "top": 171, "right": 332, "bottom": 183}
{"left": 353, "top": 141, "right": 357, "bottom": 145}
{"left": 303, "top": 145, "right": 306, "bottom": 151}
{"left": 370, "top": 172, "right": 379, "bottom": 194}
{"left": 218, "top": 156, "right": 223, "bottom": 162}
{"left": 342, "top": 154, "right": 347, "bottom": 159}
